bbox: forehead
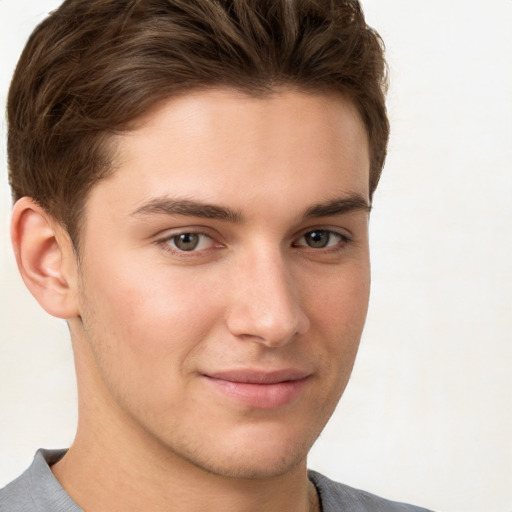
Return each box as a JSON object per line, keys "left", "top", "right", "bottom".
{"left": 88, "top": 88, "right": 370, "bottom": 220}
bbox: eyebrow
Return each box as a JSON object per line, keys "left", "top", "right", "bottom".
{"left": 130, "top": 193, "right": 371, "bottom": 223}
{"left": 302, "top": 194, "right": 372, "bottom": 219}
{"left": 131, "top": 197, "right": 243, "bottom": 222}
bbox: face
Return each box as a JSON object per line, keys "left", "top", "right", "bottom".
{"left": 70, "top": 88, "right": 371, "bottom": 479}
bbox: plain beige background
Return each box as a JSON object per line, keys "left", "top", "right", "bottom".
{"left": 1, "top": 1, "right": 511, "bottom": 511}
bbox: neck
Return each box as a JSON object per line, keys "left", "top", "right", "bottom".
{"left": 52, "top": 429, "right": 318, "bottom": 512}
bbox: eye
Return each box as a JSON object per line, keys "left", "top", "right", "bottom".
{"left": 294, "top": 230, "right": 348, "bottom": 249}
{"left": 163, "top": 232, "right": 215, "bottom": 252}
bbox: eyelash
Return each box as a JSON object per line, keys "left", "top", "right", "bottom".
{"left": 157, "top": 231, "right": 220, "bottom": 256}
{"left": 292, "top": 230, "right": 351, "bottom": 252}
{"left": 155, "top": 228, "right": 352, "bottom": 257}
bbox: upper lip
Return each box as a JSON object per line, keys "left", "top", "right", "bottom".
{"left": 203, "top": 368, "right": 311, "bottom": 384}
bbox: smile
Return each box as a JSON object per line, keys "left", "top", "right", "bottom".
{"left": 202, "top": 369, "right": 311, "bottom": 409}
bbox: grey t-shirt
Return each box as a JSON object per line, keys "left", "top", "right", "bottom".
{"left": 0, "top": 450, "right": 433, "bottom": 512}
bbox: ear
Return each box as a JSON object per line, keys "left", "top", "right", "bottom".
{"left": 11, "top": 197, "right": 80, "bottom": 319}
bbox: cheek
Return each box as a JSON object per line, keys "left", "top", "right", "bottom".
{"left": 80, "top": 255, "right": 225, "bottom": 370}
{"left": 305, "top": 261, "right": 370, "bottom": 386}
{"left": 308, "top": 261, "right": 370, "bottom": 336}
{"left": 76, "top": 261, "right": 226, "bottom": 419}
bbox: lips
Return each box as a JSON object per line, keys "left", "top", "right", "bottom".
{"left": 202, "top": 369, "right": 311, "bottom": 409}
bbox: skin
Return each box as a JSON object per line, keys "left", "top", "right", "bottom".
{"left": 12, "top": 88, "right": 371, "bottom": 512}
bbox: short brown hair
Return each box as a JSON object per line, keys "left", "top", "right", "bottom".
{"left": 8, "top": 0, "right": 389, "bottom": 246}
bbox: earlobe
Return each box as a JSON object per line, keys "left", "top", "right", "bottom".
{"left": 11, "top": 197, "right": 79, "bottom": 319}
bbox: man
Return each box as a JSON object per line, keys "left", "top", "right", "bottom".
{"left": 0, "top": 1, "right": 431, "bottom": 511}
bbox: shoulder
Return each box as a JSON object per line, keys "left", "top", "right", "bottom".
{"left": 0, "top": 466, "right": 33, "bottom": 512}
{"left": 0, "top": 449, "right": 81, "bottom": 512}
{"left": 308, "top": 470, "right": 434, "bottom": 512}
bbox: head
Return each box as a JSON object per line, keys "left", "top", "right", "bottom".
{"left": 8, "top": 0, "right": 388, "bottom": 250}
{"left": 8, "top": 0, "right": 388, "bottom": 481}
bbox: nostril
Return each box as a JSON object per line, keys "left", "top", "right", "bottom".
{"left": 225, "top": 256, "right": 310, "bottom": 345}
{"left": 226, "top": 303, "right": 310, "bottom": 347}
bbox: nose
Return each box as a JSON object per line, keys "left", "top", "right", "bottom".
{"left": 225, "top": 249, "right": 310, "bottom": 347}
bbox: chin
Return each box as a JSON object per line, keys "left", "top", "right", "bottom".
{"left": 192, "top": 448, "right": 308, "bottom": 480}
{"left": 169, "top": 422, "right": 319, "bottom": 480}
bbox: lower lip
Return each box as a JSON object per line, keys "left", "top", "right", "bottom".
{"left": 204, "top": 376, "right": 309, "bottom": 409}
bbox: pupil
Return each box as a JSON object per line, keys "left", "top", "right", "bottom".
{"left": 306, "top": 230, "right": 329, "bottom": 248}
{"left": 174, "top": 233, "right": 199, "bottom": 251}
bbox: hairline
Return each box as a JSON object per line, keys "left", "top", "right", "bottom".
{"left": 67, "top": 84, "right": 373, "bottom": 255}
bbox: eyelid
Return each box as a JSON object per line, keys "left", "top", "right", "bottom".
{"left": 154, "top": 225, "right": 220, "bottom": 241}
{"left": 155, "top": 227, "right": 224, "bottom": 256}
{"left": 294, "top": 226, "right": 352, "bottom": 242}
{"left": 292, "top": 227, "right": 353, "bottom": 252}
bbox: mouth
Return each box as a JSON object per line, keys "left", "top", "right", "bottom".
{"left": 201, "top": 369, "right": 311, "bottom": 409}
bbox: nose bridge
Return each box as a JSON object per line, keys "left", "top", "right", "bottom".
{"left": 226, "top": 245, "right": 310, "bottom": 346}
